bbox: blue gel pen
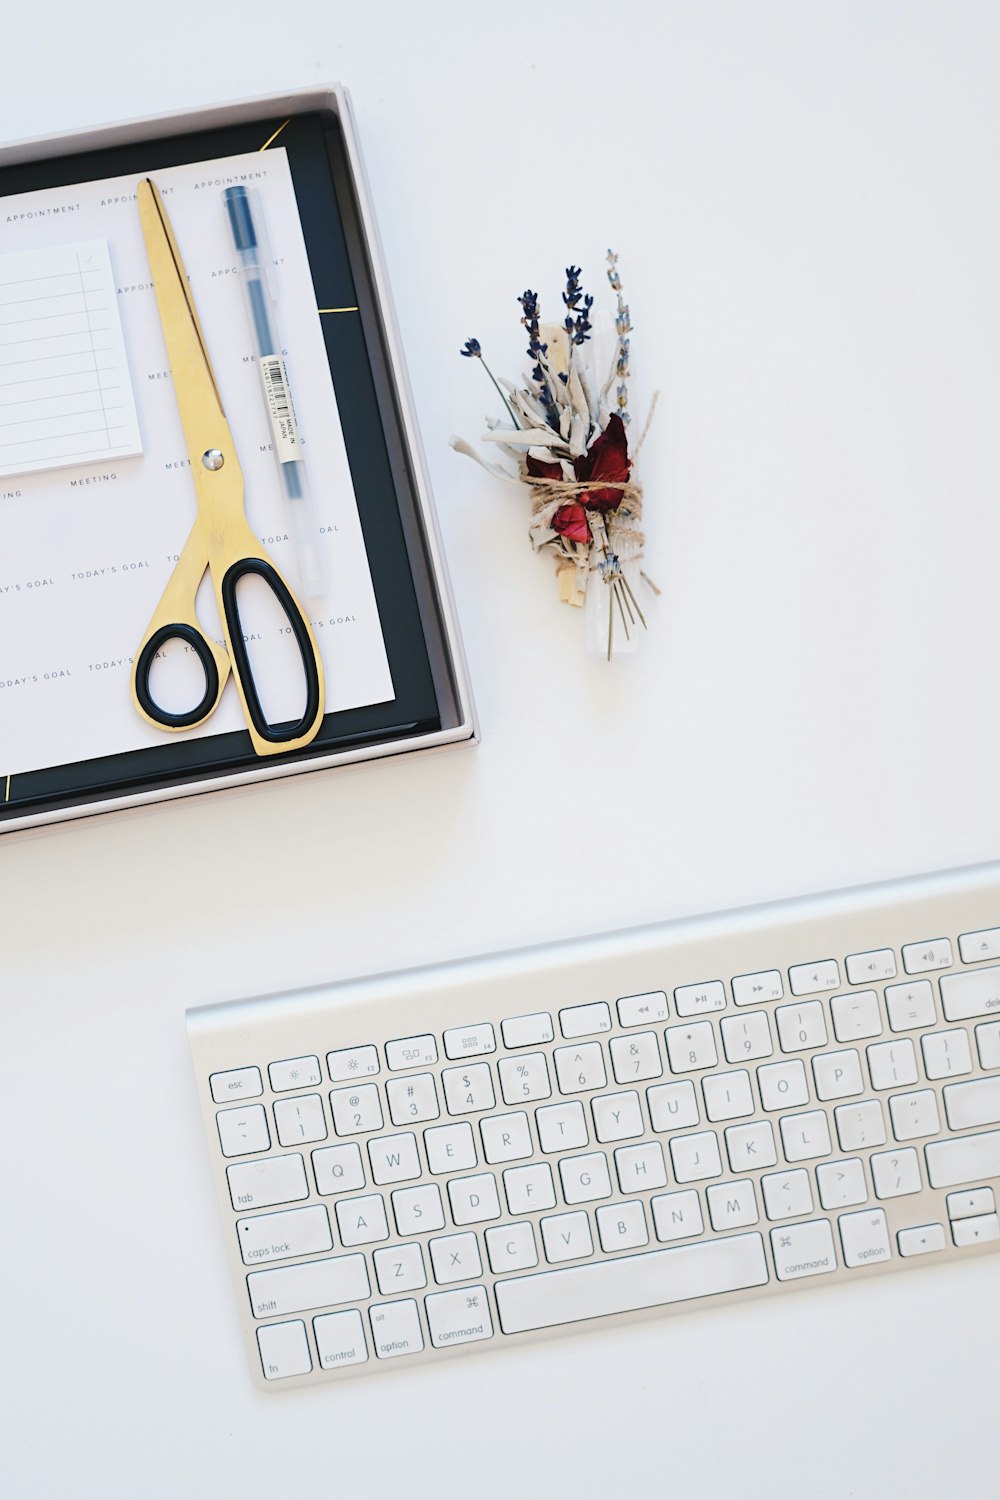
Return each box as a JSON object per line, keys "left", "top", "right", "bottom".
{"left": 224, "top": 185, "right": 324, "bottom": 599}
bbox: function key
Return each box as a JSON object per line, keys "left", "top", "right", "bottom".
{"left": 268, "top": 1056, "right": 322, "bottom": 1092}
{"left": 386, "top": 1034, "right": 438, "bottom": 1070}
{"left": 902, "top": 938, "right": 953, "bottom": 975}
{"left": 789, "top": 959, "right": 840, "bottom": 996}
{"left": 732, "top": 971, "right": 783, "bottom": 1007}
{"left": 559, "top": 1002, "right": 612, "bottom": 1039}
{"left": 501, "top": 1012, "right": 554, "bottom": 1048}
{"left": 617, "top": 991, "right": 669, "bottom": 1027}
{"left": 959, "top": 928, "right": 1000, "bottom": 964}
{"left": 443, "top": 1023, "right": 496, "bottom": 1060}
{"left": 327, "top": 1045, "right": 380, "bottom": 1082}
{"left": 210, "top": 1066, "right": 262, "bottom": 1103}
{"left": 845, "top": 948, "right": 897, "bottom": 985}
{"left": 674, "top": 981, "right": 726, "bottom": 1017}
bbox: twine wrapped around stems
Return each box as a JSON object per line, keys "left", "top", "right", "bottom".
{"left": 525, "top": 476, "right": 646, "bottom": 566}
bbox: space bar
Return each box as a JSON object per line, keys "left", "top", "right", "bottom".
{"left": 495, "top": 1233, "right": 769, "bottom": 1334}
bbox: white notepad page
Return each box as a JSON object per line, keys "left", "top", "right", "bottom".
{"left": 0, "top": 240, "right": 142, "bottom": 476}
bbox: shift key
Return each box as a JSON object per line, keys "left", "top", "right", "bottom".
{"left": 237, "top": 1204, "right": 332, "bottom": 1266}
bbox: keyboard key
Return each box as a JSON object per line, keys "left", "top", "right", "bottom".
{"left": 368, "top": 1132, "right": 421, "bottom": 1185}
{"left": 706, "top": 1178, "right": 759, "bottom": 1231}
{"left": 327, "top": 1045, "right": 379, "bottom": 1082}
{"left": 889, "top": 1089, "right": 940, "bottom": 1141}
{"left": 237, "top": 1205, "right": 333, "bottom": 1266}
{"left": 870, "top": 1148, "right": 922, "bottom": 1198}
{"left": 591, "top": 1090, "right": 644, "bottom": 1142}
{"left": 866, "top": 1039, "right": 918, "bottom": 1090}
{"left": 845, "top": 949, "right": 897, "bottom": 984}
{"left": 674, "top": 981, "right": 726, "bottom": 1017}
{"left": 770, "top": 1219, "right": 837, "bottom": 1280}
{"left": 257, "top": 1319, "right": 311, "bottom": 1379}
{"left": 779, "top": 1109, "right": 832, "bottom": 1162}
{"left": 495, "top": 1233, "right": 769, "bottom": 1333}
{"left": 486, "top": 1221, "right": 539, "bottom": 1272}
{"left": 424, "top": 1122, "right": 477, "bottom": 1174}
{"left": 897, "top": 1224, "right": 946, "bottom": 1257}
{"left": 443, "top": 1023, "right": 496, "bottom": 1059}
{"left": 838, "top": 1208, "right": 891, "bottom": 1268}
{"left": 614, "top": 1141, "right": 667, "bottom": 1194}
{"left": 501, "top": 1011, "right": 554, "bottom": 1048}
{"left": 941, "top": 966, "right": 1000, "bottom": 1022}
{"left": 647, "top": 1080, "right": 700, "bottom": 1131}
{"left": 369, "top": 1299, "right": 423, "bottom": 1358}
{"left": 596, "top": 1199, "right": 649, "bottom": 1251}
{"left": 942, "top": 1077, "right": 1000, "bottom": 1131}
{"left": 721, "top": 1011, "right": 773, "bottom": 1064}
{"left": 725, "top": 1120, "right": 777, "bottom": 1172}
{"left": 373, "top": 1242, "right": 427, "bottom": 1295}
{"left": 921, "top": 1028, "right": 973, "bottom": 1080}
{"left": 702, "top": 1069, "right": 754, "bottom": 1122}
{"left": 540, "top": 1210, "right": 595, "bottom": 1263}
{"left": 816, "top": 1157, "right": 867, "bottom": 1210}
{"left": 952, "top": 1213, "right": 999, "bottom": 1247}
{"left": 312, "top": 1143, "right": 366, "bottom": 1196}
{"left": 247, "top": 1253, "right": 370, "bottom": 1318}
{"left": 977, "top": 1021, "right": 1000, "bottom": 1069}
{"left": 946, "top": 1187, "right": 995, "bottom": 1220}
{"left": 429, "top": 1232, "right": 482, "bottom": 1284}
{"left": 776, "top": 1001, "right": 828, "bottom": 1052}
{"left": 902, "top": 938, "right": 953, "bottom": 975}
{"left": 554, "top": 1042, "right": 607, "bottom": 1094}
{"left": 536, "top": 1101, "right": 589, "bottom": 1153}
{"left": 609, "top": 1032, "right": 663, "bottom": 1084}
{"left": 217, "top": 1103, "right": 270, "bottom": 1158}
{"left": 426, "top": 1285, "right": 493, "bottom": 1347}
{"left": 386, "top": 1035, "right": 438, "bottom": 1070}
{"left": 669, "top": 1130, "right": 722, "bottom": 1182}
{"left": 757, "top": 1059, "right": 809, "bottom": 1111}
{"left": 274, "top": 1094, "right": 327, "bottom": 1146}
{"left": 480, "top": 1111, "right": 533, "bottom": 1164}
{"left": 391, "top": 1183, "right": 444, "bottom": 1236}
{"left": 210, "top": 1067, "right": 262, "bottom": 1103}
{"left": 885, "top": 980, "right": 937, "bottom": 1032}
{"left": 959, "top": 927, "right": 1000, "bottom": 963}
{"left": 329, "top": 1084, "right": 383, "bottom": 1136}
{"left": 448, "top": 1172, "right": 501, "bottom": 1224}
{"left": 834, "top": 1098, "right": 886, "bottom": 1151}
{"left": 732, "top": 970, "right": 783, "bottom": 1006}
{"left": 268, "top": 1056, "right": 322, "bottom": 1092}
{"left": 830, "top": 990, "right": 883, "bottom": 1043}
{"left": 617, "top": 991, "right": 669, "bottom": 1027}
{"left": 228, "top": 1154, "right": 308, "bottom": 1212}
{"left": 442, "top": 1063, "right": 495, "bottom": 1115}
{"left": 386, "top": 1073, "right": 440, "bottom": 1126}
{"left": 761, "top": 1169, "right": 813, "bottom": 1220}
{"left": 651, "top": 1189, "right": 703, "bottom": 1241}
{"left": 559, "top": 1002, "right": 612, "bottom": 1038}
{"left": 498, "top": 1053, "right": 552, "bottom": 1105}
{"left": 314, "top": 1308, "right": 369, "bottom": 1368}
{"left": 812, "top": 1049, "right": 864, "bottom": 1101}
{"left": 789, "top": 960, "right": 840, "bottom": 996}
{"left": 664, "top": 1021, "right": 718, "bottom": 1073}
{"left": 335, "top": 1193, "right": 390, "bottom": 1246}
{"left": 559, "top": 1151, "right": 612, "bottom": 1204}
{"left": 503, "top": 1163, "right": 556, "bottom": 1215}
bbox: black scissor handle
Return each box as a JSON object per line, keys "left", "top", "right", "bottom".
{"left": 220, "top": 557, "right": 323, "bottom": 745}
{"left": 134, "top": 622, "right": 221, "bottom": 729}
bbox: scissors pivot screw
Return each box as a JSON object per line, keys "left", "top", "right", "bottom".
{"left": 202, "top": 448, "right": 225, "bottom": 471}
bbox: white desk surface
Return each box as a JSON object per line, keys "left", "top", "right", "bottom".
{"left": 3, "top": 5, "right": 999, "bottom": 1496}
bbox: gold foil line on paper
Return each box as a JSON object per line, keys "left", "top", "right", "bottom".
{"left": 259, "top": 119, "right": 291, "bottom": 152}
{"left": 318, "top": 307, "right": 359, "bottom": 314}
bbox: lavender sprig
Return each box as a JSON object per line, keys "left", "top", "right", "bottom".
{"left": 518, "top": 289, "right": 561, "bottom": 430}
{"left": 606, "top": 250, "right": 632, "bottom": 426}
{"left": 562, "top": 264, "right": 594, "bottom": 346}
{"left": 459, "top": 337, "right": 520, "bottom": 429}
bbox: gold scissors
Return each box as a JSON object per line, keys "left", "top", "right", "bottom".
{"left": 130, "top": 178, "right": 325, "bottom": 757}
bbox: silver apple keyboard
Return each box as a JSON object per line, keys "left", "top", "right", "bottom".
{"left": 188, "top": 862, "right": 1000, "bottom": 1389}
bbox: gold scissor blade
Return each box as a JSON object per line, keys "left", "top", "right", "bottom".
{"left": 137, "top": 178, "right": 226, "bottom": 421}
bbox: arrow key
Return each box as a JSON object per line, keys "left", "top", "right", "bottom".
{"left": 897, "top": 1223, "right": 946, "bottom": 1257}
{"left": 952, "top": 1212, "right": 1000, "bottom": 1247}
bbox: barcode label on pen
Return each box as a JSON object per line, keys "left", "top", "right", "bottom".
{"left": 259, "top": 355, "right": 302, "bottom": 464}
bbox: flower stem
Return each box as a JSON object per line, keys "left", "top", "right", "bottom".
{"left": 480, "top": 356, "right": 520, "bottom": 430}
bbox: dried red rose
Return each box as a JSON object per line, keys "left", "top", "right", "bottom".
{"left": 573, "top": 412, "right": 631, "bottom": 511}
{"left": 551, "top": 502, "right": 591, "bottom": 544}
